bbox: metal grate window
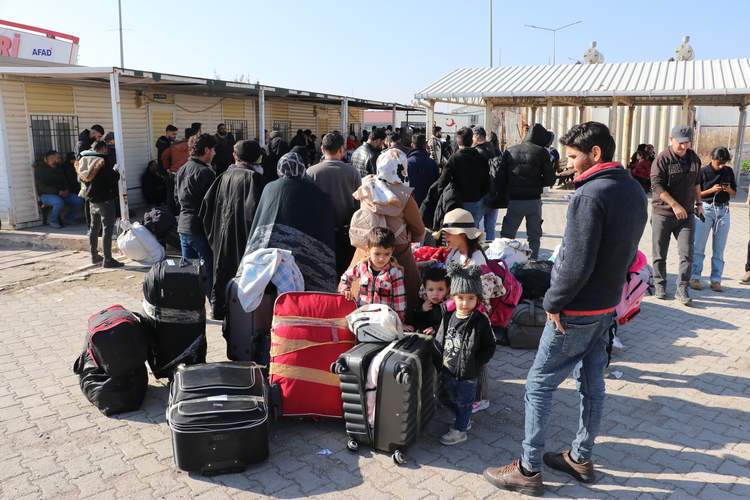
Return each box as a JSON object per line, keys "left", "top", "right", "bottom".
{"left": 30, "top": 115, "right": 79, "bottom": 163}
{"left": 272, "top": 120, "right": 292, "bottom": 142}
{"left": 224, "top": 119, "right": 247, "bottom": 142}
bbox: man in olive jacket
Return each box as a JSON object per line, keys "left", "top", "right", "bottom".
{"left": 34, "top": 150, "right": 84, "bottom": 228}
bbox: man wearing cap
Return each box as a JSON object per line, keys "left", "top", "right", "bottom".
{"left": 650, "top": 124, "right": 704, "bottom": 305}
{"left": 307, "top": 132, "right": 362, "bottom": 276}
{"left": 200, "top": 140, "right": 267, "bottom": 320}
{"left": 498, "top": 123, "right": 557, "bottom": 260}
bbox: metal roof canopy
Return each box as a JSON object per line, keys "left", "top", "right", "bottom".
{"left": 416, "top": 59, "right": 750, "bottom": 178}
{"left": 0, "top": 65, "right": 415, "bottom": 227}
{"left": 0, "top": 65, "right": 416, "bottom": 111}
{"left": 415, "top": 59, "right": 750, "bottom": 108}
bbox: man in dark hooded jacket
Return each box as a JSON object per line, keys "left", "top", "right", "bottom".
{"left": 74, "top": 125, "right": 105, "bottom": 160}
{"left": 200, "top": 140, "right": 266, "bottom": 320}
{"left": 435, "top": 126, "right": 491, "bottom": 227}
{"left": 499, "top": 123, "right": 556, "bottom": 259}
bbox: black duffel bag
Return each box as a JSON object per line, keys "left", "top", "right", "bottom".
{"left": 73, "top": 350, "right": 148, "bottom": 416}
{"left": 513, "top": 260, "right": 553, "bottom": 301}
{"left": 506, "top": 298, "right": 547, "bottom": 349}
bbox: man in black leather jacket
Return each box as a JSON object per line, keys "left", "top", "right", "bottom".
{"left": 351, "top": 128, "right": 386, "bottom": 177}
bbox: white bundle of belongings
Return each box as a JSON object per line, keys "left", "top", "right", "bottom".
{"left": 346, "top": 304, "right": 404, "bottom": 343}
{"left": 486, "top": 238, "right": 531, "bottom": 271}
{"left": 116, "top": 220, "right": 165, "bottom": 265}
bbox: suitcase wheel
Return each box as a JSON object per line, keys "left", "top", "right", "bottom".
{"left": 395, "top": 368, "right": 411, "bottom": 385}
{"left": 269, "top": 382, "right": 282, "bottom": 421}
{"left": 347, "top": 438, "right": 359, "bottom": 452}
{"left": 392, "top": 449, "right": 406, "bottom": 465}
{"left": 331, "top": 360, "right": 346, "bottom": 374}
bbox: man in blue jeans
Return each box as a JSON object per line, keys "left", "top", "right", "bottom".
{"left": 34, "top": 150, "right": 84, "bottom": 228}
{"left": 484, "top": 122, "right": 648, "bottom": 496}
{"left": 174, "top": 133, "right": 218, "bottom": 302}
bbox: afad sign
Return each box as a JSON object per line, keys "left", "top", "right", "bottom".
{"left": 0, "top": 26, "right": 78, "bottom": 64}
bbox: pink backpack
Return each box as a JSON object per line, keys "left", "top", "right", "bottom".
{"left": 614, "top": 252, "right": 653, "bottom": 325}
{"left": 482, "top": 259, "right": 523, "bottom": 328}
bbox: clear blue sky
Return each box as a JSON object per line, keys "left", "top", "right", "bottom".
{"left": 2, "top": 0, "right": 749, "bottom": 111}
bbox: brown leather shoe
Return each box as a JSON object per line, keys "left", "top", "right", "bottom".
{"left": 710, "top": 282, "right": 723, "bottom": 292}
{"left": 483, "top": 460, "right": 543, "bottom": 497}
{"left": 543, "top": 449, "right": 596, "bottom": 483}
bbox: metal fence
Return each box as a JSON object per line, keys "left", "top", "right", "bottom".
{"left": 225, "top": 119, "right": 247, "bottom": 142}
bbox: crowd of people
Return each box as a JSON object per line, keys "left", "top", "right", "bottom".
{"left": 31, "top": 116, "right": 749, "bottom": 495}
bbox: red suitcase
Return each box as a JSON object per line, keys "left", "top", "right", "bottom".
{"left": 268, "top": 292, "right": 356, "bottom": 419}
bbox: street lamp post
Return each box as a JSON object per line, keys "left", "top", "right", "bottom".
{"left": 525, "top": 21, "right": 581, "bottom": 65}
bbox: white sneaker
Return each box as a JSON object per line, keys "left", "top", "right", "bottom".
{"left": 440, "top": 428, "right": 467, "bottom": 445}
{"left": 472, "top": 399, "right": 490, "bottom": 413}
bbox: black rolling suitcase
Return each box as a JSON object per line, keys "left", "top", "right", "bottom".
{"left": 142, "top": 258, "right": 207, "bottom": 379}
{"left": 332, "top": 333, "right": 438, "bottom": 464}
{"left": 168, "top": 362, "right": 269, "bottom": 475}
{"left": 222, "top": 278, "right": 276, "bottom": 364}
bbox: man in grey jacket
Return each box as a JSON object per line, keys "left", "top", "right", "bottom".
{"left": 484, "top": 122, "right": 648, "bottom": 496}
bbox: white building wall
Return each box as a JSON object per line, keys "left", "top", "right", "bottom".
{"left": 2, "top": 80, "right": 37, "bottom": 228}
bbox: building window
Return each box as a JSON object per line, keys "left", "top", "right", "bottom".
{"left": 224, "top": 119, "right": 247, "bottom": 142}
{"left": 30, "top": 115, "right": 79, "bottom": 163}
{"left": 272, "top": 120, "right": 292, "bottom": 142}
{"left": 470, "top": 115, "right": 479, "bottom": 124}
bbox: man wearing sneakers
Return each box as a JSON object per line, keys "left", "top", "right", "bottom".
{"left": 483, "top": 122, "right": 647, "bottom": 496}
{"left": 650, "top": 125, "right": 704, "bottom": 305}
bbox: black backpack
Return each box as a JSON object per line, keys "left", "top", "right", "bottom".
{"left": 85, "top": 305, "right": 148, "bottom": 377}
{"left": 478, "top": 148, "right": 510, "bottom": 209}
{"left": 513, "top": 260, "right": 554, "bottom": 301}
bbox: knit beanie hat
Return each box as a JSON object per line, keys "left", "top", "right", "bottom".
{"left": 446, "top": 262, "right": 483, "bottom": 296}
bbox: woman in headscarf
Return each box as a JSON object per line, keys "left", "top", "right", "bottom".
{"left": 348, "top": 148, "right": 426, "bottom": 323}
{"left": 242, "top": 152, "right": 337, "bottom": 292}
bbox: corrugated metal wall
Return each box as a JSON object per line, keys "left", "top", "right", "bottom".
{"left": 175, "top": 94, "right": 224, "bottom": 135}
{"left": 0, "top": 80, "right": 35, "bottom": 227}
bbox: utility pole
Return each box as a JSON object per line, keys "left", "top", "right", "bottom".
{"left": 489, "top": 0, "right": 493, "bottom": 67}
{"left": 117, "top": 0, "right": 124, "bottom": 67}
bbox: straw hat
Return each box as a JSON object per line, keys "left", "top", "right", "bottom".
{"left": 432, "top": 208, "right": 484, "bottom": 240}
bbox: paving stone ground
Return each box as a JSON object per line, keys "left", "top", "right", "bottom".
{"left": 1, "top": 182, "right": 749, "bottom": 499}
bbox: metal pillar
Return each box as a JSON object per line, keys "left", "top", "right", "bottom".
{"left": 530, "top": 106, "right": 537, "bottom": 124}
{"left": 608, "top": 99, "right": 618, "bottom": 138}
{"left": 109, "top": 70, "right": 129, "bottom": 222}
{"left": 341, "top": 97, "right": 348, "bottom": 135}
{"left": 578, "top": 105, "right": 585, "bottom": 124}
{"left": 624, "top": 105, "right": 635, "bottom": 165}
{"left": 392, "top": 103, "right": 397, "bottom": 130}
{"left": 545, "top": 100, "right": 552, "bottom": 129}
{"left": 258, "top": 89, "right": 266, "bottom": 147}
{"left": 485, "top": 99, "right": 493, "bottom": 135}
{"left": 426, "top": 100, "right": 435, "bottom": 135}
{"left": 0, "top": 82, "right": 16, "bottom": 228}
{"left": 682, "top": 97, "right": 692, "bottom": 126}
{"left": 733, "top": 105, "right": 747, "bottom": 180}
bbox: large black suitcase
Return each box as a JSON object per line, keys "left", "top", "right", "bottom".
{"left": 142, "top": 258, "right": 207, "bottom": 379}
{"left": 332, "top": 334, "right": 437, "bottom": 464}
{"left": 168, "top": 362, "right": 269, "bottom": 475}
{"left": 222, "top": 278, "right": 275, "bottom": 364}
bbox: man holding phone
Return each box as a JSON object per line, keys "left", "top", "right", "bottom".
{"left": 690, "top": 146, "right": 736, "bottom": 292}
{"left": 650, "top": 125, "right": 704, "bottom": 305}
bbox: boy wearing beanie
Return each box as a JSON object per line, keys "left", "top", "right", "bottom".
{"left": 433, "top": 262, "right": 496, "bottom": 445}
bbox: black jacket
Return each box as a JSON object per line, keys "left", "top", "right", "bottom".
{"left": 82, "top": 153, "right": 120, "bottom": 203}
{"left": 351, "top": 142, "right": 380, "bottom": 177}
{"left": 261, "top": 139, "right": 289, "bottom": 184}
{"left": 433, "top": 307, "right": 496, "bottom": 381}
{"left": 174, "top": 158, "right": 216, "bottom": 234}
{"left": 74, "top": 129, "right": 95, "bottom": 160}
{"left": 406, "top": 148, "right": 440, "bottom": 207}
{"left": 155, "top": 135, "right": 172, "bottom": 170}
{"left": 420, "top": 180, "right": 462, "bottom": 231}
{"left": 34, "top": 161, "right": 71, "bottom": 195}
{"left": 499, "top": 123, "right": 556, "bottom": 200}
{"left": 436, "top": 147, "right": 491, "bottom": 203}
{"left": 213, "top": 132, "right": 236, "bottom": 175}
{"left": 200, "top": 166, "right": 266, "bottom": 319}
{"left": 141, "top": 168, "right": 167, "bottom": 206}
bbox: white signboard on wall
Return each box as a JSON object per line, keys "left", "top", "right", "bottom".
{"left": 0, "top": 27, "right": 78, "bottom": 64}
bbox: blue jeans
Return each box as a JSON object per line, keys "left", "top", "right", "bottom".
{"left": 476, "top": 199, "right": 499, "bottom": 241}
{"left": 521, "top": 312, "right": 612, "bottom": 472}
{"left": 40, "top": 193, "right": 84, "bottom": 223}
{"left": 444, "top": 374, "right": 477, "bottom": 432}
{"left": 462, "top": 201, "right": 483, "bottom": 231}
{"left": 179, "top": 232, "right": 213, "bottom": 300}
{"left": 692, "top": 203, "right": 730, "bottom": 283}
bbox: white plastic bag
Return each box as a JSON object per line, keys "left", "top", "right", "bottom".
{"left": 346, "top": 304, "right": 404, "bottom": 343}
{"left": 486, "top": 238, "right": 531, "bottom": 272}
{"left": 116, "top": 220, "right": 165, "bottom": 265}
